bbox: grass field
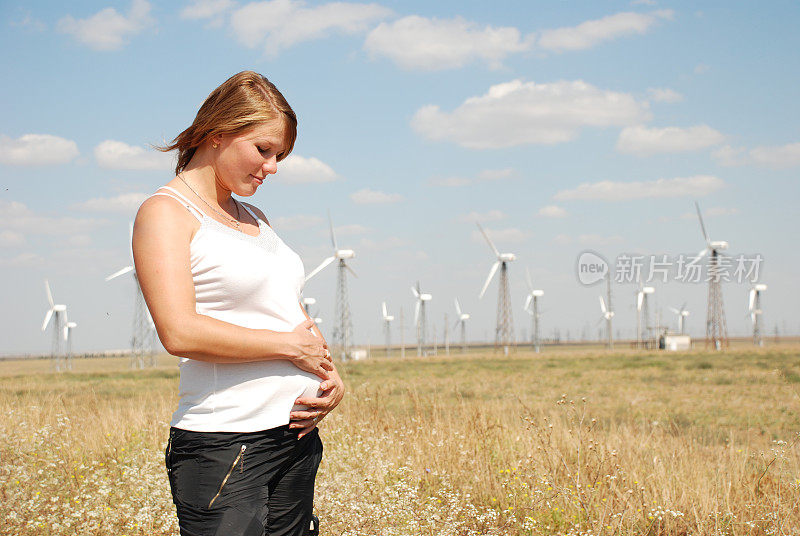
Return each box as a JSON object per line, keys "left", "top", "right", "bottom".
{"left": 1, "top": 344, "right": 798, "bottom": 535}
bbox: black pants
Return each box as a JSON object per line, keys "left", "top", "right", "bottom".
{"left": 166, "top": 425, "right": 323, "bottom": 536}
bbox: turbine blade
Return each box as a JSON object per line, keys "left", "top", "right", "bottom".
{"left": 748, "top": 289, "right": 755, "bottom": 311}
{"left": 382, "top": 302, "right": 388, "bottom": 318}
{"left": 637, "top": 292, "right": 644, "bottom": 311}
{"left": 63, "top": 325, "right": 69, "bottom": 341}
{"left": 476, "top": 222, "right": 500, "bottom": 258}
{"left": 345, "top": 263, "right": 358, "bottom": 278}
{"left": 328, "top": 210, "right": 338, "bottom": 250}
{"left": 106, "top": 265, "right": 134, "bottom": 282}
{"left": 305, "top": 256, "right": 336, "bottom": 282}
{"left": 695, "top": 201, "right": 710, "bottom": 245}
{"left": 454, "top": 298, "right": 462, "bottom": 316}
{"left": 45, "top": 279, "right": 54, "bottom": 307}
{"left": 525, "top": 267, "right": 533, "bottom": 293}
{"left": 524, "top": 294, "right": 532, "bottom": 312}
{"left": 479, "top": 261, "right": 500, "bottom": 299}
{"left": 599, "top": 296, "right": 607, "bottom": 313}
{"left": 669, "top": 307, "right": 680, "bottom": 314}
{"left": 411, "top": 286, "right": 419, "bottom": 298}
{"left": 41, "top": 309, "right": 54, "bottom": 331}
{"left": 698, "top": 248, "right": 709, "bottom": 259}
{"left": 414, "top": 300, "right": 420, "bottom": 325}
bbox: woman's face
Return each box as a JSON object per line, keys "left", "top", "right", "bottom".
{"left": 212, "top": 121, "right": 288, "bottom": 196}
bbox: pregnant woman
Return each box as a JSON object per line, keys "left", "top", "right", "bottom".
{"left": 132, "top": 71, "right": 344, "bottom": 535}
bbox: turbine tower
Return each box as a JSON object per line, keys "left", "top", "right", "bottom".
{"left": 476, "top": 222, "right": 516, "bottom": 354}
{"left": 63, "top": 320, "right": 77, "bottom": 369}
{"left": 305, "top": 212, "right": 356, "bottom": 360}
{"left": 41, "top": 280, "right": 68, "bottom": 371}
{"left": 749, "top": 284, "right": 767, "bottom": 346}
{"left": 453, "top": 298, "right": 470, "bottom": 353}
{"left": 636, "top": 283, "right": 655, "bottom": 348}
{"left": 381, "top": 301, "right": 394, "bottom": 357}
{"left": 695, "top": 202, "right": 729, "bottom": 350}
{"left": 411, "top": 282, "right": 432, "bottom": 356}
{"left": 523, "top": 268, "right": 544, "bottom": 353}
{"left": 106, "top": 222, "right": 156, "bottom": 369}
{"left": 669, "top": 303, "right": 690, "bottom": 335}
{"left": 599, "top": 294, "right": 614, "bottom": 351}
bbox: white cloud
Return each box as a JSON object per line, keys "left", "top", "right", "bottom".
{"left": 11, "top": 12, "right": 46, "bottom": 31}
{"left": 538, "top": 10, "right": 673, "bottom": 52}
{"left": 477, "top": 168, "right": 515, "bottom": 181}
{"left": 0, "top": 134, "right": 79, "bottom": 166}
{"left": 0, "top": 252, "right": 42, "bottom": 267}
{"left": 94, "top": 140, "right": 173, "bottom": 170}
{"left": 631, "top": 0, "right": 657, "bottom": 5}
{"left": 694, "top": 63, "right": 710, "bottom": 74}
{"left": 471, "top": 227, "right": 527, "bottom": 244}
{"left": 276, "top": 155, "right": 338, "bottom": 183}
{"left": 538, "top": 205, "right": 568, "bottom": 218}
{"left": 553, "top": 175, "right": 724, "bottom": 201}
{"left": 349, "top": 188, "right": 403, "bottom": 204}
{"left": 412, "top": 79, "right": 650, "bottom": 149}
{"left": 67, "top": 234, "right": 92, "bottom": 247}
{"left": 616, "top": 125, "right": 725, "bottom": 155}
{"left": 749, "top": 142, "right": 800, "bottom": 168}
{"left": 73, "top": 193, "right": 148, "bottom": 213}
{"left": 0, "top": 200, "right": 100, "bottom": 235}
{"left": 0, "top": 230, "right": 26, "bottom": 247}
{"left": 713, "top": 142, "right": 800, "bottom": 169}
{"left": 181, "top": 0, "right": 235, "bottom": 20}
{"left": 459, "top": 210, "right": 506, "bottom": 223}
{"left": 271, "top": 214, "right": 324, "bottom": 231}
{"left": 429, "top": 176, "right": 472, "bottom": 187}
{"left": 229, "top": 0, "right": 391, "bottom": 55}
{"left": 647, "top": 87, "right": 683, "bottom": 103}
{"left": 58, "top": 0, "right": 153, "bottom": 51}
{"left": 364, "top": 15, "right": 531, "bottom": 70}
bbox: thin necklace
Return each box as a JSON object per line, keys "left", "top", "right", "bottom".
{"left": 178, "top": 173, "right": 241, "bottom": 231}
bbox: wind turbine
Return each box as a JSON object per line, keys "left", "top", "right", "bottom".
{"left": 523, "top": 267, "right": 544, "bottom": 353}
{"left": 41, "top": 279, "right": 68, "bottom": 371}
{"left": 381, "top": 301, "right": 394, "bottom": 357}
{"left": 599, "top": 296, "right": 614, "bottom": 350}
{"left": 106, "top": 222, "right": 156, "bottom": 369}
{"left": 453, "top": 298, "right": 470, "bottom": 353}
{"left": 695, "top": 202, "right": 729, "bottom": 350}
{"left": 636, "top": 283, "right": 654, "bottom": 348}
{"left": 302, "top": 297, "right": 316, "bottom": 316}
{"left": 411, "top": 282, "right": 432, "bottom": 356}
{"left": 668, "top": 303, "right": 690, "bottom": 335}
{"left": 476, "top": 222, "right": 516, "bottom": 354}
{"left": 749, "top": 284, "right": 767, "bottom": 346}
{"left": 305, "top": 212, "right": 356, "bottom": 360}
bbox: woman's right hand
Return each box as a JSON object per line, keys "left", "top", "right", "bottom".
{"left": 286, "top": 319, "right": 333, "bottom": 380}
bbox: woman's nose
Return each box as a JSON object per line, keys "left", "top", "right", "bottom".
{"left": 262, "top": 155, "right": 277, "bottom": 175}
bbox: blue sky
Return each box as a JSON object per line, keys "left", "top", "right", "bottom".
{"left": 1, "top": 0, "right": 798, "bottom": 355}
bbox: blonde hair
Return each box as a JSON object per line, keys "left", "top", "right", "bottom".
{"left": 160, "top": 71, "right": 297, "bottom": 174}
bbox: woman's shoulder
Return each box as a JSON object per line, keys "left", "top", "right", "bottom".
{"left": 134, "top": 189, "right": 200, "bottom": 236}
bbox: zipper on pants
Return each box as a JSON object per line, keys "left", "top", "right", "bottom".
{"left": 208, "top": 444, "right": 246, "bottom": 508}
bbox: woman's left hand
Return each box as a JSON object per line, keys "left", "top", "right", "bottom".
{"left": 290, "top": 370, "right": 345, "bottom": 439}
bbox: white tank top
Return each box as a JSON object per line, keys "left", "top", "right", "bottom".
{"left": 150, "top": 186, "right": 322, "bottom": 433}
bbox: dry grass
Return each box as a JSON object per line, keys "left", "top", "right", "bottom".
{"left": 0, "top": 344, "right": 798, "bottom": 535}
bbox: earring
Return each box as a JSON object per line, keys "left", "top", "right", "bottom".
{"left": 212, "top": 142, "right": 219, "bottom": 149}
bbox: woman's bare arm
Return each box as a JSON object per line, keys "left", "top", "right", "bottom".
{"left": 290, "top": 300, "right": 346, "bottom": 437}
{"left": 132, "top": 195, "right": 332, "bottom": 377}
